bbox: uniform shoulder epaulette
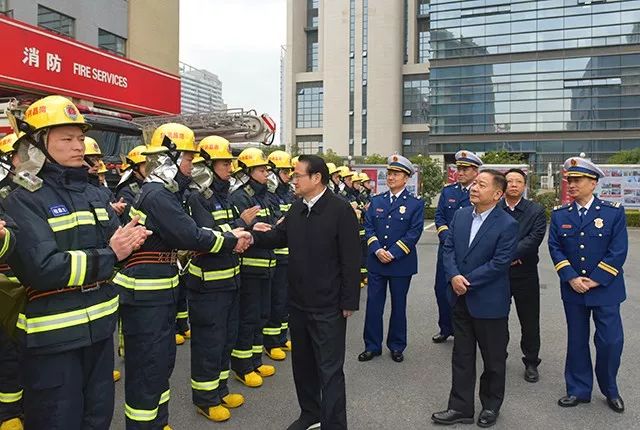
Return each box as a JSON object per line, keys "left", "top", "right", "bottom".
{"left": 444, "top": 182, "right": 456, "bottom": 188}
{"left": 553, "top": 203, "right": 570, "bottom": 211}
{"left": 599, "top": 200, "right": 622, "bottom": 209}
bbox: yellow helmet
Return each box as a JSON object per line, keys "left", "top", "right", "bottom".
{"left": 268, "top": 150, "right": 292, "bottom": 169}
{"left": 326, "top": 162, "right": 339, "bottom": 175}
{"left": 84, "top": 136, "right": 102, "bottom": 157}
{"left": 0, "top": 133, "right": 23, "bottom": 155}
{"left": 238, "top": 147, "right": 269, "bottom": 169}
{"left": 352, "top": 172, "right": 363, "bottom": 182}
{"left": 146, "top": 123, "right": 196, "bottom": 155}
{"left": 359, "top": 172, "right": 371, "bottom": 182}
{"left": 23, "top": 95, "right": 90, "bottom": 133}
{"left": 291, "top": 156, "right": 299, "bottom": 170}
{"left": 199, "top": 135, "right": 233, "bottom": 160}
{"left": 96, "top": 160, "right": 108, "bottom": 174}
{"left": 336, "top": 165, "right": 354, "bottom": 178}
{"left": 126, "top": 145, "right": 147, "bottom": 166}
{"left": 193, "top": 156, "right": 206, "bottom": 165}
{"left": 231, "top": 159, "right": 242, "bottom": 175}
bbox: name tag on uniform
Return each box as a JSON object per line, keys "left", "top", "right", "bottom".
{"left": 376, "top": 208, "right": 384, "bottom": 213}
{"left": 561, "top": 224, "right": 572, "bottom": 229}
{"left": 448, "top": 199, "right": 457, "bottom": 203}
{"left": 49, "top": 204, "right": 70, "bottom": 217}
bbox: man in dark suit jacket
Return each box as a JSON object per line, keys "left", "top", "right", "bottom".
{"left": 251, "top": 155, "right": 361, "bottom": 430}
{"left": 500, "top": 168, "right": 546, "bottom": 383}
{"left": 432, "top": 170, "right": 518, "bottom": 428}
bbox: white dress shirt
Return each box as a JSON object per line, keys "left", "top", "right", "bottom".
{"left": 469, "top": 205, "right": 496, "bottom": 246}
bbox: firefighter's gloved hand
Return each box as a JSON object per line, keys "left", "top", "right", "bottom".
{"left": 110, "top": 215, "right": 153, "bottom": 261}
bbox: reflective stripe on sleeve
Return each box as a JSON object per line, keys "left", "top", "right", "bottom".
{"left": 211, "top": 209, "right": 234, "bottom": 221}
{"left": 0, "top": 389, "right": 23, "bottom": 403}
{"left": 0, "top": 229, "right": 11, "bottom": 259}
{"left": 94, "top": 207, "right": 110, "bottom": 221}
{"left": 128, "top": 207, "right": 147, "bottom": 225}
{"left": 274, "top": 248, "right": 289, "bottom": 255}
{"left": 67, "top": 250, "right": 87, "bottom": 286}
{"left": 48, "top": 211, "right": 95, "bottom": 232}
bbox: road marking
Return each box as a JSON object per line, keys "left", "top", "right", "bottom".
{"left": 424, "top": 222, "right": 435, "bottom": 230}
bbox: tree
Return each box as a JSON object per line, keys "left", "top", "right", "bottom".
{"left": 608, "top": 148, "right": 640, "bottom": 164}
{"left": 363, "top": 153, "right": 387, "bottom": 164}
{"left": 481, "top": 150, "right": 524, "bottom": 164}
{"left": 410, "top": 155, "right": 444, "bottom": 206}
{"left": 318, "top": 148, "right": 344, "bottom": 166}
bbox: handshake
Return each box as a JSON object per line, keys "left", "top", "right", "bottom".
{"left": 230, "top": 221, "right": 280, "bottom": 254}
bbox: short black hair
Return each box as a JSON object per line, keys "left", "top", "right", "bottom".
{"left": 505, "top": 168, "right": 527, "bottom": 184}
{"left": 480, "top": 169, "right": 507, "bottom": 193}
{"left": 298, "top": 154, "right": 329, "bottom": 185}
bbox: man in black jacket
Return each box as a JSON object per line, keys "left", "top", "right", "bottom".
{"left": 252, "top": 155, "right": 361, "bottom": 430}
{"left": 500, "top": 168, "right": 547, "bottom": 383}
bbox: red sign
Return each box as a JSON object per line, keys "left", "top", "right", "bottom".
{"left": 0, "top": 15, "right": 180, "bottom": 115}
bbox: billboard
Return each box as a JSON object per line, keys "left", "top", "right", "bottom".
{"left": 352, "top": 164, "right": 420, "bottom": 196}
{"left": 562, "top": 164, "right": 640, "bottom": 209}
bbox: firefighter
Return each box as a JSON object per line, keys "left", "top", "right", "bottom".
{"left": 358, "top": 172, "right": 373, "bottom": 206}
{"left": 327, "top": 162, "right": 341, "bottom": 194}
{"left": 4, "top": 95, "right": 150, "bottom": 430}
{"left": 336, "top": 166, "right": 358, "bottom": 203}
{"left": 352, "top": 173, "right": 369, "bottom": 288}
{"left": 83, "top": 137, "right": 127, "bottom": 217}
{"left": 263, "top": 150, "right": 296, "bottom": 360}
{"left": 185, "top": 136, "right": 259, "bottom": 422}
{"left": 115, "top": 145, "right": 147, "bottom": 224}
{"left": 229, "top": 147, "right": 277, "bottom": 388}
{"left": 112, "top": 122, "right": 250, "bottom": 430}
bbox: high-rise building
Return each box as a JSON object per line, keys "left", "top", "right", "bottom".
{"left": 428, "top": 0, "right": 640, "bottom": 173}
{"left": 283, "top": 0, "right": 430, "bottom": 156}
{"left": 179, "top": 62, "right": 225, "bottom": 114}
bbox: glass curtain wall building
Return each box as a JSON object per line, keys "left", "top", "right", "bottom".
{"left": 429, "top": 0, "right": 640, "bottom": 174}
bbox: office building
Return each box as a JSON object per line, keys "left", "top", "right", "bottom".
{"left": 180, "top": 62, "right": 225, "bottom": 114}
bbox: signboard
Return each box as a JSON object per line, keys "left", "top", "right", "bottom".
{"left": 352, "top": 164, "right": 420, "bottom": 196}
{"left": 561, "top": 164, "right": 640, "bottom": 209}
{"left": 0, "top": 15, "right": 180, "bottom": 115}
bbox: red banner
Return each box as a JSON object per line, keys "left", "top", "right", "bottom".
{"left": 0, "top": 15, "right": 180, "bottom": 115}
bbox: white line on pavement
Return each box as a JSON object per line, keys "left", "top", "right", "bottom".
{"left": 424, "top": 222, "right": 435, "bottom": 230}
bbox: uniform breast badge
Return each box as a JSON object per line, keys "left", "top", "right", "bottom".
{"left": 594, "top": 218, "right": 604, "bottom": 229}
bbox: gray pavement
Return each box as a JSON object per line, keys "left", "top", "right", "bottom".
{"left": 112, "top": 228, "right": 640, "bottom": 430}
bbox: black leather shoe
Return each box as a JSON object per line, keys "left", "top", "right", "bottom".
{"left": 432, "top": 333, "right": 451, "bottom": 343}
{"left": 477, "top": 410, "right": 499, "bottom": 428}
{"left": 357, "top": 350, "right": 381, "bottom": 362}
{"left": 431, "top": 409, "right": 474, "bottom": 425}
{"left": 558, "top": 395, "right": 590, "bottom": 407}
{"left": 524, "top": 364, "right": 539, "bottom": 383}
{"left": 391, "top": 350, "right": 404, "bottom": 362}
{"left": 286, "top": 417, "right": 321, "bottom": 430}
{"left": 607, "top": 397, "right": 625, "bottom": 413}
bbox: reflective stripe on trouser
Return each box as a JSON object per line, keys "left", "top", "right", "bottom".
{"left": 175, "top": 278, "right": 189, "bottom": 334}
{"left": 231, "top": 276, "right": 271, "bottom": 376}
{"left": 0, "top": 331, "right": 22, "bottom": 423}
{"left": 23, "top": 338, "right": 114, "bottom": 430}
{"left": 264, "top": 263, "right": 289, "bottom": 350}
{"left": 188, "top": 290, "right": 239, "bottom": 407}
{"left": 120, "top": 303, "right": 177, "bottom": 430}
{"left": 253, "top": 275, "right": 272, "bottom": 369}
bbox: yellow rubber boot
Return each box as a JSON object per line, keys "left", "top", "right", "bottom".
{"left": 256, "top": 364, "right": 276, "bottom": 377}
{"left": 222, "top": 393, "right": 245, "bottom": 408}
{"left": 234, "top": 371, "right": 263, "bottom": 388}
{"left": 0, "top": 418, "right": 23, "bottom": 430}
{"left": 113, "top": 370, "right": 121, "bottom": 382}
{"left": 265, "top": 347, "right": 286, "bottom": 361}
{"left": 175, "top": 334, "right": 185, "bottom": 345}
{"left": 163, "top": 426, "right": 172, "bottom": 430}
{"left": 196, "top": 405, "right": 231, "bottom": 422}
{"left": 183, "top": 329, "right": 191, "bottom": 339}
{"left": 282, "top": 340, "right": 292, "bottom": 351}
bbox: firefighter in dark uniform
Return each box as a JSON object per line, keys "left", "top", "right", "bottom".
{"left": 352, "top": 172, "right": 370, "bottom": 288}
{"left": 5, "top": 95, "right": 150, "bottom": 430}
{"left": 0, "top": 133, "right": 22, "bottom": 430}
{"left": 262, "top": 150, "right": 295, "bottom": 361}
{"left": 327, "top": 163, "right": 341, "bottom": 195}
{"left": 549, "top": 157, "right": 627, "bottom": 413}
{"left": 112, "top": 123, "right": 249, "bottom": 430}
{"left": 185, "top": 136, "right": 256, "bottom": 422}
{"left": 83, "top": 137, "right": 127, "bottom": 218}
{"left": 115, "top": 145, "right": 147, "bottom": 223}
{"left": 432, "top": 150, "right": 482, "bottom": 343}
{"left": 229, "top": 147, "right": 277, "bottom": 388}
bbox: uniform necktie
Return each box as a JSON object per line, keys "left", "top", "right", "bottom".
{"left": 579, "top": 207, "right": 586, "bottom": 217}
{"left": 391, "top": 195, "right": 397, "bottom": 204}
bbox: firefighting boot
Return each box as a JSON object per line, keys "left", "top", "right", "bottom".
{"left": 196, "top": 405, "right": 231, "bottom": 422}
{"left": 282, "top": 340, "right": 292, "bottom": 351}
{"left": 163, "top": 426, "right": 172, "bottom": 430}
{"left": 175, "top": 333, "right": 185, "bottom": 345}
{"left": 256, "top": 364, "right": 276, "bottom": 377}
{"left": 183, "top": 329, "right": 191, "bottom": 339}
{"left": 233, "top": 371, "right": 263, "bottom": 388}
{"left": 265, "top": 347, "right": 286, "bottom": 361}
{"left": 222, "top": 393, "right": 245, "bottom": 409}
{"left": 0, "top": 418, "right": 23, "bottom": 430}
{"left": 113, "top": 370, "right": 121, "bottom": 382}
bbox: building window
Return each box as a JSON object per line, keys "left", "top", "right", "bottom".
{"left": 416, "top": 16, "right": 430, "bottom": 64}
{"left": 402, "top": 132, "right": 429, "bottom": 157}
{"left": 37, "top": 5, "right": 74, "bottom": 37}
{"left": 403, "top": 74, "right": 429, "bottom": 124}
{"left": 296, "top": 135, "right": 323, "bottom": 154}
{"left": 307, "top": 0, "right": 319, "bottom": 29}
{"left": 99, "top": 29, "right": 126, "bottom": 56}
{"left": 296, "top": 82, "right": 323, "bottom": 128}
{"left": 306, "top": 32, "right": 319, "bottom": 72}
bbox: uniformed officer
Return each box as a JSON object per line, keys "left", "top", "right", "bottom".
{"left": 5, "top": 95, "right": 150, "bottom": 430}
{"left": 112, "top": 123, "right": 249, "bottom": 429}
{"left": 229, "top": 147, "right": 277, "bottom": 388}
{"left": 549, "top": 157, "right": 627, "bottom": 413}
{"left": 263, "top": 150, "right": 296, "bottom": 361}
{"left": 432, "top": 150, "right": 482, "bottom": 343}
{"left": 359, "top": 154, "right": 424, "bottom": 363}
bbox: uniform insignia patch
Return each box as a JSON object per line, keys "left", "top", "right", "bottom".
{"left": 376, "top": 208, "right": 384, "bottom": 212}
{"left": 594, "top": 218, "right": 604, "bottom": 229}
{"left": 561, "top": 224, "right": 572, "bottom": 229}
{"left": 399, "top": 206, "right": 406, "bottom": 214}
{"left": 49, "top": 204, "right": 70, "bottom": 217}
{"left": 448, "top": 199, "right": 457, "bottom": 202}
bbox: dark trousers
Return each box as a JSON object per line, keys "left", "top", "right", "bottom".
{"left": 120, "top": 303, "right": 177, "bottom": 430}
{"left": 22, "top": 338, "right": 114, "bottom": 430}
{"left": 510, "top": 275, "right": 541, "bottom": 366}
{"left": 563, "top": 302, "right": 623, "bottom": 399}
{"left": 434, "top": 245, "right": 453, "bottom": 336}
{"left": 0, "top": 331, "right": 22, "bottom": 422}
{"left": 232, "top": 276, "right": 270, "bottom": 375}
{"left": 448, "top": 297, "right": 509, "bottom": 416}
{"left": 289, "top": 307, "right": 347, "bottom": 430}
{"left": 264, "top": 263, "right": 288, "bottom": 349}
{"left": 189, "top": 290, "right": 239, "bottom": 407}
{"left": 175, "top": 278, "right": 190, "bottom": 334}
{"left": 363, "top": 273, "right": 412, "bottom": 353}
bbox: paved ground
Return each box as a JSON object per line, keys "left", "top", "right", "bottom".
{"left": 112, "top": 228, "right": 640, "bottom": 430}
